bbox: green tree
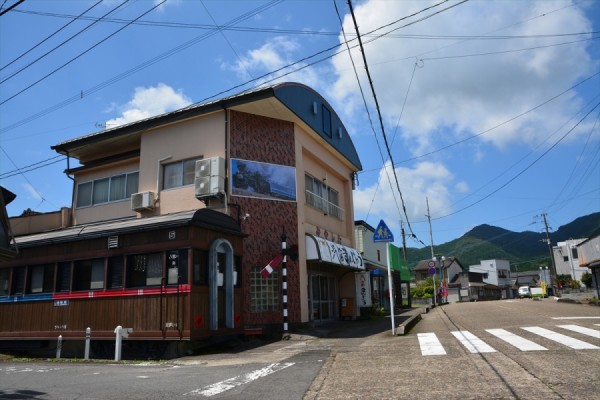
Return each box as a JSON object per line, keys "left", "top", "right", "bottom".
{"left": 412, "top": 276, "right": 440, "bottom": 298}
{"left": 581, "top": 272, "right": 593, "bottom": 288}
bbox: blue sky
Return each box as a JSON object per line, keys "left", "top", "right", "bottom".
{"left": 1, "top": 0, "right": 598, "bottom": 249}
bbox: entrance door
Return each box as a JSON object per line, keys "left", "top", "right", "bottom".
{"left": 310, "top": 275, "right": 336, "bottom": 323}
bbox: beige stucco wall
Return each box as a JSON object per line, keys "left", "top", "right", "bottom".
{"left": 294, "top": 124, "right": 358, "bottom": 322}
{"left": 138, "top": 111, "right": 226, "bottom": 215}
{"left": 73, "top": 159, "right": 139, "bottom": 225}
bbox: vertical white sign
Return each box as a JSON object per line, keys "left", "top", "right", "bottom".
{"left": 355, "top": 272, "right": 372, "bottom": 308}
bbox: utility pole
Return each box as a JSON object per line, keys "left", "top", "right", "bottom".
{"left": 401, "top": 221, "right": 411, "bottom": 308}
{"left": 426, "top": 198, "right": 436, "bottom": 306}
{"left": 540, "top": 213, "right": 557, "bottom": 291}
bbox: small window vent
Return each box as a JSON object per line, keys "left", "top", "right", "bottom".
{"left": 108, "top": 236, "right": 119, "bottom": 249}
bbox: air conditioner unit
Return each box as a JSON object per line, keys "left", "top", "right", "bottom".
{"left": 131, "top": 191, "right": 155, "bottom": 211}
{"left": 195, "top": 157, "right": 225, "bottom": 179}
{"left": 195, "top": 175, "right": 224, "bottom": 199}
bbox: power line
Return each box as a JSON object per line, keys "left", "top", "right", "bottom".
{"left": 357, "top": 70, "right": 600, "bottom": 175}
{"left": 0, "top": 0, "right": 24, "bottom": 17}
{"left": 10, "top": 8, "right": 598, "bottom": 40}
{"left": 346, "top": 0, "right": 470, "bottom": 243}
{"left": 434, "top": 100, "right": 600, "bottom": 220}
{"left": 0, "top": 0, "right": 167, "bottom": 106}
{"left": 0, "top": 0, "right": 104, "bottom": 73}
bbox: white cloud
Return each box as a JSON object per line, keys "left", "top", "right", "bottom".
{"left": 224, "top": 36, "right": 322, "bottom": 89}
{"left": 354, "top": 160, "right": 455, "bottom": 227}
{"left": 105, "top": 83, "right": 191, "bottom": 127}
{"left": 21, "top": 183, "right": 42, "bottom": 202}
{"left": 329, "top": 0, "right": 595, "bottom": 154}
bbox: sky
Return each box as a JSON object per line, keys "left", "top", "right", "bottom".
{"left": 0, "top": 0, "right": 599, "bottom": 250}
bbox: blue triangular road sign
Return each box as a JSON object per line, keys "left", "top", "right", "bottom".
{"left": 373, "top": 219, "right": 394, "bottom": 242}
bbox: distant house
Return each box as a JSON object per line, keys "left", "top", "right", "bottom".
{"left": 553, "top": 239, "right": 587, "bottom": 282}
{"left": 469, "top": 259, "right": 512, "bottom": 299}
{"left": 413, "top": 257, "right": 465, "bottom": 283}
{"left": 577, "top": 235, "right": 600, "bottom": 298}
{"left": 449, "top": 271, "right": 502, "bottom": 301}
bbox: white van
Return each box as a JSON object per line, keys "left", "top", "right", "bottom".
{"left": 518, "top": 286, "right": 531, "bottom": 298}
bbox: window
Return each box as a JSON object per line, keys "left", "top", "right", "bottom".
{"left": 73, "top": 259, "right": 104, "bottom": 291}
{"left": 0, "top": 269, "right": 8, "bottom": 296}
{"left": 76, "top": 172, "right": 139, "bottom": 208}
{"left": 127, "top": 253, "right": 163, "bottom": 287}
{"left": 304, "top": 173, "right": 343, "bottom": 220}
{"left": 193, "top": 249, "right": 208, "bottom": 285}
{"left": 250, "top": 266, "right": 279, "bottom": 312}
{"left": 11, "top": 267, "right": 25, "bottom": 295}
{"left": 56, "top": 262, "right": 71, "bottom": 292}
{"left": 163, "top": 158, "right": 202, "bottom": 189}
{"left": 571, "top": 247, "right": 578, "bottom": 260}
{"left": 497, "top": 270, "right": 509, "bottom": 279}
{"left": 107, "top": 256, "right": 124, "bottom": 289}
{"left": 563, "top": 256, "right": 569, "bottom": 262}
{"left": 28, "top": 264, "right": 54, "bottom": 293}
{"left": 322, "top": 105, "right": 331, "bottom": 137}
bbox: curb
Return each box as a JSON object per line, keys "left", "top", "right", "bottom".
{"left": 396, "top": 306, "right": 430, "bottom": 335}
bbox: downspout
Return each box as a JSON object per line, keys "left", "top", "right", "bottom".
{"left": 65, "top": 151, "right": 75, "bottom": 227}
{"left": 224, "top": 108, "right": 229, "bottom": 214}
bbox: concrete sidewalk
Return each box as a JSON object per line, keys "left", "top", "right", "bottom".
{"left": 287, "top": 306, "right": 428, "bottom": 340}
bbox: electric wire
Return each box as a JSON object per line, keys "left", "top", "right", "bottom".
{"left": 333, "top": 0, "right": 403, "bottom": 226}
{"left": 0, "top": 0, "right": 167, "bottom": 106}
{"left": 433, "top": 100, "right": 600, "bottom": 221}
{"left": 0, "top": 0, "right": 104, "bottom": 74}
{"left": 10, "top": 8, "right": 597, "bottom": 41}
{"left": 357, "top": 70, "right": 600, "bottom": 175}
{"left": 346, "top": 0, "right": 471, "bottom": 244}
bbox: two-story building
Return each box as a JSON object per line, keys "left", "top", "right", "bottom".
{"left": 469, "top": 259, "right": 512, "bottom": 299}
{"left": 1, "top": 82, "right": 364, "bottom": 354}
{"left": 553, "top": 239, "right": 587, "bottom": 282}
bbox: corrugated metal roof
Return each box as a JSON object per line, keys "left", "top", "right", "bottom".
{"left": 14, "top": 208, "right": 243, "bottom": 248}
{"left": 51, "top": 82, "right": 362, "bottom": 171}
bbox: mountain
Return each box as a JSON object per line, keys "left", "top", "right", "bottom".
{"left": 406, "top": 212, "right": 600, "bottom": 272}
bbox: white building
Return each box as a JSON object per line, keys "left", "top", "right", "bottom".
{"left": 553, "top": 239, "right": 587, "bottom": 282}
{"left": 469, "top": 259, "right": 512, "bottom": 299}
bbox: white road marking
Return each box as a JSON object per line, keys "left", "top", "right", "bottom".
{"left": 417, "top": 333, "right": 446, "bottom": 356}
{"left": 557, "top": 325, "right": 600, "bottom": 339}
{"left": 184, "top": 362, "right": 294, "bottom": 397}
{"left": 551, "top": 317, "right": 600, "bottom": 320}
{"left": 521, "top": 327, "right": 599, "bottom": 350}
{"left": 486, "top": 329, "right": 547, "bottom": 351}
{"left": 451, "top": 331, "right": 496, "bottom": 353}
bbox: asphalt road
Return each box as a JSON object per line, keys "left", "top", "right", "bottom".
{"left": 1, "top": 300, "right": 598, "bottom": 399}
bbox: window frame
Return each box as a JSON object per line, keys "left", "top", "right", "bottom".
{"left": 250, "top": 266, "right": 280, "bottom": 312}
{"left": 163, "top": 157, "right": 203, "bottom": 190}
{"left": 76, "top": 171, "right": 139, "bottom": 208}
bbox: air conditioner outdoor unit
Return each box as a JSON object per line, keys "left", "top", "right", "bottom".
{"left": 195, "top": 157, "right": 225, "bottom": 179}
{"left": 195, "top": 175, "right": 225, "bottom": 198}
{"left": 194, "top": 157, "right": 225, "bottom": 199}
{"left": 131, "top": 191, "right": 155, "bottom": 211}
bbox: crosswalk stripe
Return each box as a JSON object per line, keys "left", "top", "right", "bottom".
{"left": 557, "top": 325, "right": 600, "bottom": 339}
{"left": 451, "top": 331, "right": 496, "bottom": 353}
{"left": 521, "top": 327, "right": 600, "bottom": 350}
{"left": 417, "top": 333, "right": 446, "bottom": 356}
{"left": 485, "top": 328, "right": 547, "bottom": 351}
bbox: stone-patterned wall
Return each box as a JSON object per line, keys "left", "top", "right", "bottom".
{"left": 229, "top": 110, "right": 300, "bottom": 327}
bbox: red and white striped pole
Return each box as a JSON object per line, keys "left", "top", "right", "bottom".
{"left": 281, "top": 228, "right": 288, "bottom": 335}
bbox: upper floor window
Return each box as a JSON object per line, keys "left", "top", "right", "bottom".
{"left": 304, "top": 174, "right": 343, "bottom": 220}
{"left": 76, "top": 172, "right": 139, "bottom": 208}
{"left": 497, "top": 270, "right": 509, "bottom": 279}
{"left": 163, "top": 157, "right": 202, "bottom": 190}
{"left": 322, "top": 105, "right": 332, "bottom": 137}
